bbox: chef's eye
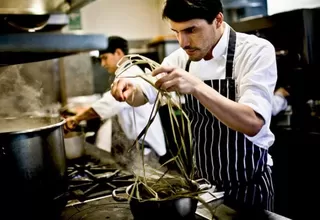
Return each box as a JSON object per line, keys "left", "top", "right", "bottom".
{"left": 185, "top": 27, "right": 195, "bottom": 33}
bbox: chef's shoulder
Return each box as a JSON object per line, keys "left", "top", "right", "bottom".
{"left": 161, "top": 47, "right": 189, "bottom": 68}
{"left": 236, "top": 32, "right": 276, "bottom": 60}
{"left": 118, "top": 64, "right": 144, "bottom": 77}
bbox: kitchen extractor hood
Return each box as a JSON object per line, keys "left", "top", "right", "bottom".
{"left": 0, "top": 0, "right": 96, "bottom": 32}
{"left": 0, "top": 0, "right": 95, "bottom": 15}
{"left": 0, "top": 0, "right": 107, "bottom": 65}
{"left": 0, "top": 33, "right": 106, "bottom": 65}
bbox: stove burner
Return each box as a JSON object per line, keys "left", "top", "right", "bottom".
{"left": 67, "top": 162, "right": 134, "bottom": 202}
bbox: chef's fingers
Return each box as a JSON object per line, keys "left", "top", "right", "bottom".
{"left": 157, "top": 78, "right": 178, "bottom": 92}
{"left": 64, "top": 117, "right": 78, "bottom": 131}
{"left": 111, "top": 79, "right": 127, "bottom": 102}
{"left": 155, "top": 72, "right": 177, "bottom": 90}
{"left": 122, "top": 84, "right": 136, "bottom": 100}
{"left": 152, "top": 66, "right": 175, "bottom": 77}
{"left": 110, "top": 79, "right": 118, "bottom": 98}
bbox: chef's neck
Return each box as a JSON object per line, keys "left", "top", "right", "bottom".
{"left": 204, "top": 22, "right": 225, "bottom": 61}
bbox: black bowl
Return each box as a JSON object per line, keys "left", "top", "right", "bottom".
{"left": 112, "top": 178, "right": 211, "bottom": 220}
{"left": 129, "top": 195, "right": 198, "bottom": 220}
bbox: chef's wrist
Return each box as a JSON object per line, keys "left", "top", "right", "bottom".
{"left": 275, "top": 87, "right": 290, "bottom": 98}
{"left": 274, "top": 92, "right": 284, "bottom": 98}
{"left": 192, "top": 81, "right": 205, "bottom": 97}
{"left": 72, "top": 116, "right": 81, "bottom": 125}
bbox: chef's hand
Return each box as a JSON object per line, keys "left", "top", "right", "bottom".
{"left": 111, "top": 79, "right": 136, "bottom": 102}
{"left": 152, "top": 66, "right": 203, "bottom": 94}
{"left": 64, "top": 116, "right": 79, "bottom": 132}
{"left": 275, "top": 87, "right": 290, "bottom": 98}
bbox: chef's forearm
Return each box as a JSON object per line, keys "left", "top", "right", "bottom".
{"left": 75, "top": 107, "right": 100, "bottom": 122}
{"left": 192, "top": 83, "right": 264, "bottom": 136}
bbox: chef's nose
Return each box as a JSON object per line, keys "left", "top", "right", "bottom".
{"left": 100, "top": 59, "right": 105, "bottom": 67}
{"left": 177, "top": 32, "right": 190, "bottom": 48}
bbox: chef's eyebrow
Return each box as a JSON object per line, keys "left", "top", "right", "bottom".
{"left": 171, "top": 26, "right": 196, "bottom": 33}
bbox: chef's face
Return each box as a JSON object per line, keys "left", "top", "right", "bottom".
{"left": 169, "top": 13, "right": 224, "bottom": 61}
{"left": 100, "top": 49, "right": 123, "bottom": 74}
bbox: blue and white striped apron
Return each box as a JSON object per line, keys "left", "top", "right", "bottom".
{"left": 184, "top": 29, "right": 274, "bottom": 211}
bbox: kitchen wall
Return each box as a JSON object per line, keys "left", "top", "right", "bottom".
{"left": 79, "top": 0, "right": 170, "bottom": 40}
{"left": 156, "top": 0, "right": 173, "bottom": 37}
{"left": 0, "top": 52, "right": 96, "bottom": 116}
{"left": 267, "top": 0, "right": 320, "bottom": 15}
{"left": 63, "top": 53, "right": 94, "bottom": 98}
{"left": 78, "top": 0, "right": 320, "bottom": 40}
{"left": 0, "top": 60, "right": 61, "bottom": 116}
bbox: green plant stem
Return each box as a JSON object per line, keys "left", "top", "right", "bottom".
{"left": 114, "top": 55, "right": 209, "bottom": 211}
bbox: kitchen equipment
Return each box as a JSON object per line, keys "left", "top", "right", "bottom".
{"left": 64, "top": 131, "right": 86, "bottom": 160}
{"left": 94, "top": 118, "right": 112, "bottom": 152}
{"left": 0, "top": 33, "right": 107, "bottom": 65}
{"left": 64, "top": 131, "right": 95, "bottom": 160}
{"left": 67, "top": 162, "right": 135, "bottom": 205}
{"left": 0, "top": 116, "right": 68, "bottom": 219}
{"left": 0, "top": 0, "right": 94, "bottom": 15}
{"left": 0, "top": 0, "right": 107, "bottom": 66}
{"left": 5, "top": 14, "right": 51, "bottom": 32}
{"left": 112, "top": 178, "right": 211, "bottom": 220}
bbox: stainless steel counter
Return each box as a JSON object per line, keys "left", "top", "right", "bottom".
{"left": 60, "top": 194, "right": 290, "bottom": 220}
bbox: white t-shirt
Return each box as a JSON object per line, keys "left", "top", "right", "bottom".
{"left": 91, "top": 65, "right": 166, "bottom": 156}
{"left": 140, "top": 23, "right": 277, "bottom": 151}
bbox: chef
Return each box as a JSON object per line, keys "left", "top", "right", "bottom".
{"left": 65, "top": 36, "right": 166, "bottom": 161}
{"left": 110, "top": 0, "right": 277, "bottom": 219}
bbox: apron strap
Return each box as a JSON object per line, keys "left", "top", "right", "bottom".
{"left": 226, "top": 28, "right": 237, "bottom": 79}
{"left": 185, "top": 59, "right": 191, "bottom": 72}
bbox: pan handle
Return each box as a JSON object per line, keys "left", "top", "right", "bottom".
{"left": 112, "top": 187, "right": 128, "bottom": 202}
{"left": 195, "top": 178, "right": 212, "bottom": 191}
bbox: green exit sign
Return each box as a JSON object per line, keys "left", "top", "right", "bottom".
{"left": 68, "top": 11, "right": 82, "bottom": 30}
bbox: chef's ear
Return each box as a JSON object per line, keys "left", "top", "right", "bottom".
{"left": 115, "top": 48, "right": 124, "bottom": 56}
{"left": 215, "top": 12, "right": 223, "bottom": 28}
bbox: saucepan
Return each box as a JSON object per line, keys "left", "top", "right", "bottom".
{"left": 64, "top": 131, "right": 94, "bottom": 160}
{"left": 112, "top": 178, "right": 211, "bottom": 219}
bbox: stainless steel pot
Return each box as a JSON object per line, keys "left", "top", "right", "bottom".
{"left": 0, "top": 116, "right": 68, "bottom": 219}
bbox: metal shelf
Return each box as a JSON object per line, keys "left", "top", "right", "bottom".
{"left": 223, "top": 0, "right": 262, "bottom": 9}
{"left": 0, "top": 33, "right": 107, "bottom": 65}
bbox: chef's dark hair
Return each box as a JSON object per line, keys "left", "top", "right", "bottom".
{"left": 162, "top": 0, "right": 223, "bottom": 24}
{"left": 99, "top": 36, "right": 129, "bottom": 55}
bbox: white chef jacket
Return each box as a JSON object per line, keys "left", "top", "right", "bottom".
{"left": 272, "top": 94, "right": 288, "bottom": 116}
{"left": 91, "top": 65, "right": 166, "bottom": 156}
{"left": 139, "top": 22, "right": 277, "bottom": 155}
